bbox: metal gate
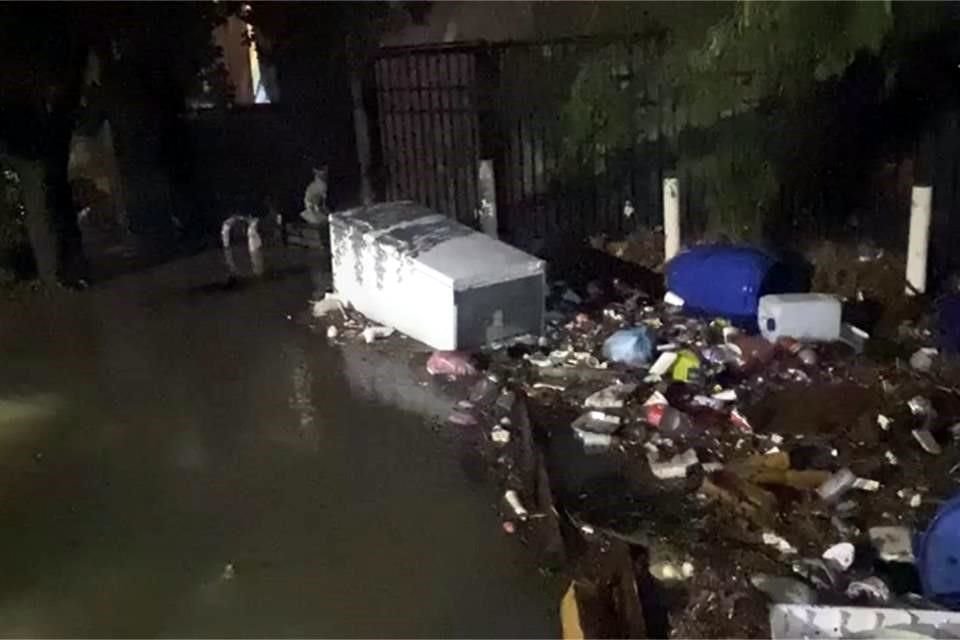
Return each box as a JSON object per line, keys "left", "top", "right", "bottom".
{"left": 374, "top": 45, "right": 481, "bottom": 224}
{"left": 372, "top": 37, "right": 673, "bottom": 249}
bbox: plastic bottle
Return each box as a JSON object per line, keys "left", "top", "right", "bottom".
{"left": 758, "top": 293, "right": 842, "bottom": 342}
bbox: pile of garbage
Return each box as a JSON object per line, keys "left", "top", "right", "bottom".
{"left": 310, "top": 245, "right": 960, "bottom": 638}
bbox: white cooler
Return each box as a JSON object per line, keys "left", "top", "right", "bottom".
{"left": 330, "top": 201, "right": 546, "bottom": 350}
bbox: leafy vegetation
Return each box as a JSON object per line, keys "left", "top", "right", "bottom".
{"left": 559, "top": 1, "right": 914, "bottom": 239}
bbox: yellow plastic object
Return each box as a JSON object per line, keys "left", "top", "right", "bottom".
{"left": 671, "top": 350, "right": 701, "bottom": 382}
{"left": 560, "top": 583, "right": 585, "bottom": 640}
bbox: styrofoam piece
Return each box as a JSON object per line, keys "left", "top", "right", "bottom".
{"left": 769, "top": 603, "right": 960, "bottom": 639}
{"left": 330, "top": 201, "right": 545, "bottom": 350}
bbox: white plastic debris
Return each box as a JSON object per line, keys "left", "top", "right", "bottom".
{"left": 763, "top": 531, "right": 798, "bottom": 555}
{"left": 845, "top": 576, "right": 892, "bottom": 604}
{"left": 910, "top": 347, "right": 939, "bottom": 373}
{"left": 884, "top": 450, "right": 899, "bottom": 466}
{"left": 650, "top": 560, "right": 696, "bottom": 582}
{"left": 362, "top": 325, "right": 395, "bottom": 344}
{"left": 326, "top": 325, "right": 339, "bottom": 340}
{"left": 584, "top": 383, "right": 637, "bottom": 410}
{"left": 912, "top": 428, "right": 942, "bottom": 455}
{"left": 839, "top": 322, "right": 870, "bottom": 353}
{"left": 311, "top": 292, "right": 345, "bottom": 318}
{"left": 648, "top": 351, "right": 679, "bottom": 377}
{"left": 647, "top": 448, "right": 700, "bottom": 480}
{"left": 868, "top": 526, "right": 914, "bottom": 563}
{"left": 822, "top": 542, "right": 855, "bottom": 572}
{"left": 221, "top": 562, "right": 236, "bottom": 582}
{"left": 852, "top": 477, "right": 881, "bottom": 492}
{"left": 572, "top": 411, "right": 622, "bottom": 434}
{"left": 877, "top": 414, "right": 893, "bottom": 430}
{"left": 504, "top": 490, "right": 528, "bottom": 521}
{"left": 712, "top": 388, "right": 738, "bottom": 402}
{"left": 491, "top": 426, "right": 511, "bottom": 445}
{"left": 663, "top": 291, "right": 685, "bottom": 307}
{"left": 908, "top": 395, "right": 934, "bottom": 416}
{"left": 573, "top": 429, "right": 615, "bottom": 453}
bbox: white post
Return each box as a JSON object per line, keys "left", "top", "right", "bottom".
{"left": 477, "top": 159, "right": 498, "bottom": 239}
{"left": 906, "top": 185, "right": 933, "bottom": 296}
{"left": 663, "top": 177, "right": 680, "bottom": 262}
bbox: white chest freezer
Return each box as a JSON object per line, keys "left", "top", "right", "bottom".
{"left": 330, "top": 201, "right": 546, "bottom": 350}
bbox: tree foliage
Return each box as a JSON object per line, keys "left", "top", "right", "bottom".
{"left": 559, "top": 1, "right": 912, "bottom": 239}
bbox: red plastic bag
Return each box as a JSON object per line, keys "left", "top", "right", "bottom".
{"left": 426, "top": 351, "right": 477, "bottom": 377}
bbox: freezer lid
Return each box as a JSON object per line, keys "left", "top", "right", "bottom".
{"left": 332, "top": 201, "right": 545, "bottom": 290}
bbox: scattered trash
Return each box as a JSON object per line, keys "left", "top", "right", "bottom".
{"left": 664, "top": 291, "right": 685, "bottom": 307}
{"left": 572, "top": 411, "right": 621, "bottom": 435}
{"left": 751, "top": 574, "right": 817, "bottom": 605}
{"left": 468, "top": 374, "right": 500, "bottom": 404}
{"left": 491, "top": 426, "right": 511, "bottom": 445}
{"left": 311, "top": 292, "right": 345, "bottom": 318}
{"left": 326, "top": 325, "right": 339, "bottom": 340}
{"left": 877, "top": 414, "right": 893, "bottom": 430}
{"left": 821, "top": 542, "right": 855, "bottom": 572}
{"left": 762, "top": 531, "right": 798, "bottom": 555}
{"left": 220, "top": 562, "right": 236, "bottom": 582}
{"left": 426, "top": 351, "right": 477, "bottom": 377}
{"left": 908, "top": 395, "right": 935, "bottom": 416}
{"left": 602, "top": 326, "right": 655, "bottom": 366}
{"left": 845, "top": 576, "right": 892, "bottom": 604}
{"left": 869, "top": 525, "right": 915, "bottom": 563}
{"left": 362, "top": 325, "right": 395, "bottom": 344}
{"left": 852, "top": 477, "right": 881, "bottom": 492}
{"left": 650, "top": 560, "right": 696, "bottom": 582}
{"left": 839, "top": 322, "right": 870, "bottom": 353}
{"left": 648, "top": 351, "right": 679, "bottom": 377}
{"left": 817, "top": 468, "right": 857, "bottom": 502}
{"left": 447, "top": 411, "right": 478, "bottom": 427}
{"left": 911, "top": 347, "right": 939, "bottom": 373}
{"left": 584, "top": 383, "right": 637, "bottom": 410}
{"left": 574, "top": 429, "right": 616, "bottom": 453}
{"left": 496, "top": 390, "right": 517, "bottom": 412}
{"left": 648, "top": 448, "right": 700, "bottom": 480}
{"left": 912, "top": 428, "right": 943, "bottom": 455}
{"left": 671, "top": 350, "right": 701, "bottom": 382}
{"left": 504, "top": 490, "right": 529, "bottom": 521}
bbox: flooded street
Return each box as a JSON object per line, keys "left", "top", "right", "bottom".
{"left": 0, "top": 248, "right": 559, "bottom": 637}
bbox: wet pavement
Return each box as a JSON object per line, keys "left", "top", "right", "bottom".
{"left": 0, "top": 248, "right": 559, "bottom": 637}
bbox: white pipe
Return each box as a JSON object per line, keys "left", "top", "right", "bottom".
{"left": 477, "top": 159, "right": 498, "bottom": 239}
{"left": 906, "top": 185, "right": 932, "bottom": 296}
{"left": 663, "top": 177, "right": 680, "bottom": 262}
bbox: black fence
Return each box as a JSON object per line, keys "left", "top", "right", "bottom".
{"left": 371, "top": 36, "right": 960, "bottom": 273}
{"left": 373, "top": 37, "right": 678, "bottom": 251}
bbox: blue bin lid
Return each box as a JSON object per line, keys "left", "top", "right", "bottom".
{"left": 917, "top": 491, "right": 960, "bottom": 607}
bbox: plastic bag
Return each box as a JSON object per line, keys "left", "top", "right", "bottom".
{"left": 602, "top": 326, "right": 654, "bottom": 367}
{"left": 426, "top": 350, "right": 477, "bottom": 377}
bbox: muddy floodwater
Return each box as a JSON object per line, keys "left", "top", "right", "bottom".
{"left": 0, "top": 248, "right": 559, "bottom": 637}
